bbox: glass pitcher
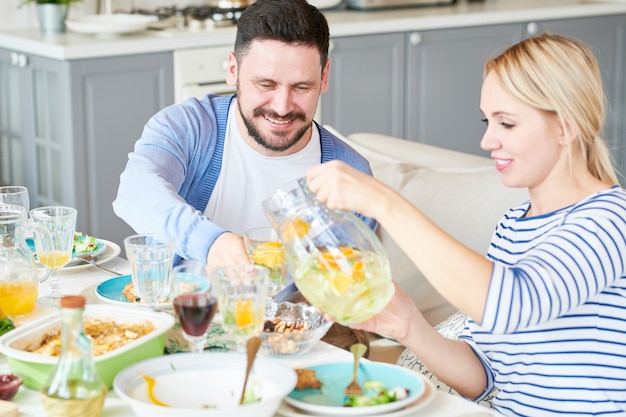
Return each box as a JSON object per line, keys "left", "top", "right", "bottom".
{"left": 0, "top": 205, "right": 53, "bottom": 317}
{"left": 263, "top": 178, "right": 394, "bottom": 325}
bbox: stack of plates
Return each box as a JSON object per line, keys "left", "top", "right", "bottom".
{"left": 66, "top": 14, "right": 154, "bottom": 35}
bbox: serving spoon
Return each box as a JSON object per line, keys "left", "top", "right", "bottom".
{"left": 240, "top": 336, "right": 262, "bottom": 405}
{"left": 345, "top": 343, "right": 367, "bottom": 396}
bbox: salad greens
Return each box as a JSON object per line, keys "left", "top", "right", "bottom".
{"left": 73, "top": 232, "right": 97, "bottom": 253}
{"left": 0, "top": 309, "right": 15, "bottom": 336}
{"left": 344, "top": 381, "right": 409, "bottom": 407}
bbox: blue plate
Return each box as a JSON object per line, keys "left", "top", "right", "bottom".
{"left": 95, "top": 274, "right": 211, "bottom": 310}
{"left": 26, "top": 236, "right": 107, "bottom": 260}
{"left": 96, "top": 275, "right": 136, "bottom": 304}
{"left": 285, "top": 362, "right": 425, "bottom": 416}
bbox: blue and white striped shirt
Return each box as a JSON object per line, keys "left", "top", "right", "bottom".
{"left": 460, "top": 186, "right": 626, "bottom": 417}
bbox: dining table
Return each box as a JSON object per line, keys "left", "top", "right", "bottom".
{"left": 1, "top": 250, "right": 503, "bottom": 417}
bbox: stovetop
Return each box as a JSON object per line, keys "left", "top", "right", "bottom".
{"left": 122, "top": 4, "right": 247, "bottom": 32}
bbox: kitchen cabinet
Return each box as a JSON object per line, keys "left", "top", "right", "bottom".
{"left": 321, "top": 32, "right": 405, "bottom": 139}
{"left": 0, "top": 49, "right": 26, "bottom": 187}
{"left": 405, "top": 23, "right": 521, "bottom": 157}
{"left": 530, "top": 15, "right": 626, "bottom": 179}
{"left": 322, "top": 14, "right": 626, "bottom": 175}
{"left": 0, "top": 50, "right": 74, "bottom": 205}
{"left": 0, "top": 49, "right": 174, "bottom": 247}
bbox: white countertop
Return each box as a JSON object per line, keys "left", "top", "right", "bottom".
{"left": 1, "top": 256, "right": 505, "bottom": 416}
{"left": 1, "top": 0, "right": 626, "bottom": 60}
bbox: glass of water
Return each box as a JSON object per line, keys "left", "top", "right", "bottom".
{"left": 124, "top": 233, "right": 175, "bottom": 306}
{"left": 0, "top": 186, "right": 30, "bottom": 211}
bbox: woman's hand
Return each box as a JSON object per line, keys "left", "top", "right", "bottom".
{"left": 349, "top": 282, "right": 424, "bottom": 344}
{"left": 306, "top": 160, "right": 389, "bottom": 219}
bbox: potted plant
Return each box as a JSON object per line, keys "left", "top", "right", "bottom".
{"left": 20, "top": 0, "right": 83, "bottom": 34}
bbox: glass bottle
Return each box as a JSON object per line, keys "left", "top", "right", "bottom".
{"left": 263, "top": 178, "right": 394, "bottom": 325}
{"left": 41, "top": 295, "right": 107, "bottom": 417}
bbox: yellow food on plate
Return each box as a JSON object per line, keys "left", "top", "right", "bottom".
{"left": 142, "top": 373, "right": 169, "bottom": 407}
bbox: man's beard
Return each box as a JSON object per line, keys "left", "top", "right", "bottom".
{"left": 237, "top": 94, "right": 310, "bottom": 153}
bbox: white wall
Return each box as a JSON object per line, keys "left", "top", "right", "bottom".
{"left": 1, "top": 0, "right": 200, "bottom": 29}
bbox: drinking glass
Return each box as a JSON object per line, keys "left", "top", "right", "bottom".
{"left": 124, "top": 234, "right": 175, "bottom": 306}
{"left": 29, "top": 206, "right": 77, "bottom": 308}
{"left": 214, "top": 265, "right": 268, "bottom": 353}
{"left": 171, "top": 261, "right": 217, "bottom": 353}
{"left": 0, "top": 186, "right": 29, "bottom": 210}
{"left": 243, "top": 227, "right": 287, "bottom": 304}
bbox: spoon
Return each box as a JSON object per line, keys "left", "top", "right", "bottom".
{"left": 345, "top": 342, "right": 367, "bottom": 396}
{"left": 240, "top": 336, "right": 262, "bottom": 405}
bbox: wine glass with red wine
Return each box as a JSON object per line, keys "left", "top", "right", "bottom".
{"left": 171, "top": 261, "right": 217, "bottom": 353}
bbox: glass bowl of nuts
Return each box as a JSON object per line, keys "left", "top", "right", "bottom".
{"left": 261, "top": 301, "right": 333, "bottom": 357}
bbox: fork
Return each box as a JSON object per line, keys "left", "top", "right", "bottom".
{"left": 75, "top": 255, "right": 124, "bottom": 276}
{"left": 345, "top": 343, "right": 367, "bottom": 396}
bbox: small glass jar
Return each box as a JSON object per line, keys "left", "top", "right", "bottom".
{"left": 41, "top": 295, "right": 107, "bottom": 417}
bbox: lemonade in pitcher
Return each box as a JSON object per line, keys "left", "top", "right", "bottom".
{"left": 263, "top": 178, "right": 394, "bottom": 326}
{"left": 1, "top": 204, "right": 54, "bottom": 317}
{"left": 0, "top": 280, "right": 37, "bottom": 317}
{"left": 292, "top": 245, "right": 393, "bottom": 325}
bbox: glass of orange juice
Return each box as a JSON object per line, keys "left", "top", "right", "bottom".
{"left": 213, "top": 265, "right": 268, "bottom": 353}
{"left": 29, "top": 206, "right": 77, "bottom": 308}
{"left": 243, "top": 227, "right": 287, "bottom": 302}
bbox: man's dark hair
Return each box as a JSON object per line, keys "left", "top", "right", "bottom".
{"left": 234, "top": 0, "right": 330, "bottom": 69}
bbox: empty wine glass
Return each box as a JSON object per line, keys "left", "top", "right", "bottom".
{"left": 243, "top": 227, "right": 287, "bottom": 305}
{"left": 0, "top": 186, "right": 29, "bottom": 210}
{"left": 29, "top": 206, "right": 77, "bottom": 308}
{"left": 171, "top": 261, "right": 217, "bottom": 354}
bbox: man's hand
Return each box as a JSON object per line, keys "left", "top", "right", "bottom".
{"left": 206, "top": 232, "right": 251, "bottom": 272}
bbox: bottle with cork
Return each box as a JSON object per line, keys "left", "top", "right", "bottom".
{"left": 40, "top": 295, "right": 107, "bottom": 417}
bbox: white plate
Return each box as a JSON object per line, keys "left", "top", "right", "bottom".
{"left": 62, "top": 239, "right": 121, "bottom": 272}
{"left": 113, "top": 352, "right": 296, "bottom": 417}
{"left": 308, "top": 0, "right": 342, "bottom": 9}
{"left": 276, "top": 373, "right": 435, "bottom": 417}
{"left": 66, "top": 14, "right": 154, "bottom": 35}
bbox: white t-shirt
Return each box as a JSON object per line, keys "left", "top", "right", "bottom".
{"left": 204, "top": 99, "right": 321, "bottom": 234}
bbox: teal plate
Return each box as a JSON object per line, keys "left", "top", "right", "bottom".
{"left": 95, "top": 275, "right": 173, "bottom": 310}
{"left": 95, "top": 274, "right": 211, "bottom": 311}
{"left": 285, "top": 362, "right": 425, "bottom": 416}
{"left": 95, "top": 275, "right": 136, "bottom": 304}
{"left": 26, "top": 236, "right": 107, "bottom": 260}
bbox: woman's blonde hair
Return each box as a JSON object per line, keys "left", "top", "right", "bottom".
{"left": 484, "top": 33, "right": 619, "bottom": 185}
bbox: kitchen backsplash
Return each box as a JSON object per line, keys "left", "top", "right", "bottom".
{"left": 1, "top": 0, "right": 203, "bottom": 29}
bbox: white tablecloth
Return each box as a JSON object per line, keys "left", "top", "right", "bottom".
{"left": 2, "top": 257, "right": 502, "bottom": 417}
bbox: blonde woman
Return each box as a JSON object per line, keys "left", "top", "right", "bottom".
{"left": 306, "top": 34, "right": 626, "bottom": 416}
